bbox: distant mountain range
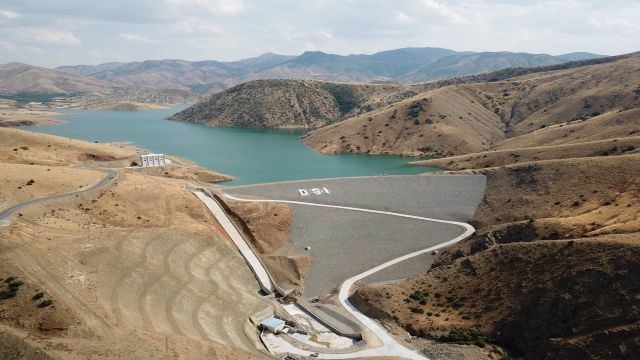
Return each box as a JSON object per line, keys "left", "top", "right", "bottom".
{"left": 57, "top": 47, "right": 606, "bottom": 94}
{"left": 0, "top": 62, "right": 201, "bottom": 104}
{"left": 0, "top": 62, "right": 112, "bottom": 94}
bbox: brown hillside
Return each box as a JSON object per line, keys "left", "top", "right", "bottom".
{"left": 0, "top": 62, "right": 112, "bottom": 94}
{"left": 169, "top": 79, "right": 434, "bottom": 128}
{"left": 353, "top": 236, "right": 640, "bottom": 360}
{"left": 303, "top": 53, "right": 640, "bottom": 157}
{"left": 0, "top": 129, "right": 265, "bottom": 359}
{"left": 302, "top": 86, "right": 505, "bottom": 156}
{"left": 412, "top": 136, "right": 640, "bottom": 170}
{"left": 495, "top": 108, "right": 640, "bottom": 149}
{"left": 355, "top": 153, "right": 640, "bottom": 359}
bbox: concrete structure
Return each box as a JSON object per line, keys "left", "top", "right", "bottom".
{"left": 139, "top": 153, "right": 166, "bottom": 167}
{"left": 260, "top": 316, "right": 286, "bottom": 334}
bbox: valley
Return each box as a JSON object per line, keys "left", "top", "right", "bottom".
{"left": 0, "top": 33, "right": 638, "bottom": 360}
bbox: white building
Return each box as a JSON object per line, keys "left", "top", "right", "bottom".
{"left": 139, "top": 153, "right": 166, "bottom": 167}
{"left": 260, "top": 316, "right": 286, "bottom": 334}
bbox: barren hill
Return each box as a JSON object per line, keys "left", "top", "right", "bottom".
{"left": 0, "top": 62, "right": 112, "bottom": 94}
{"left": 354, "top": 151, "right": 640, "bottom": 359}
{"left": 169, "top": 79, "right": 428, "bottom": 128}
{"left": 301, "top": 86, "right": 506, "bottom": 156}
{"left": 0, "top": 128, "right": 266, "bottom": 359}
{"left": 303, "top": 53, "right": 640, "bottom": 156}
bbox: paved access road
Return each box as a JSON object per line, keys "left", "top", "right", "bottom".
{"left": 0, "top": 170, "right": 117, "bottom": 227}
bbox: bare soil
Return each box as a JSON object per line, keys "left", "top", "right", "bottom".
{"left": 0, "top": 128, "right": 270, "bottom": 359}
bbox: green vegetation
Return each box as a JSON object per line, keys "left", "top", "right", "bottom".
{"left": 407, "top": 101, "right": 425, "bottom": 118}
{"left": 326, "top": 84, "right": 359, "bottom": 114}
{"left": 0, "top": 277, "right": 23, "bottom": 300}
{"left": 436, "top": 329, "right": 490, "bottom": 347}
{"left": 0, "top": 92, "right": 74, "bottom": 106}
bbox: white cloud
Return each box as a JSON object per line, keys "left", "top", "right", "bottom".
{"left": 0, "top": 10, "right": 19, "bottom": 19}
{"left": 170, "top": 18, "right": 224, "bottom": 34}
{"left": 0, "top": 40, "right": 16, "bottom": 52}
{"left": 421, "top": 0, "right": 467, "bottom": 25}
{"left": 317, "top": 31, "right": 333, "bottom": 39}
{"left": 20, "top": 28, "right": 81, "bottom": 45}
{"left": 119, "top": 33, "right": 157, "bottom": 44}
{"left": 393, "top": 11, "right": 415, "bottom": 24}
{"left": 165, "top": 0, "right": 244, "bottom": 15}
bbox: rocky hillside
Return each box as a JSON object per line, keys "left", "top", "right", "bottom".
{"left": 59, "top": 47, "right": 604, "bottom": 94}
{"left": 303, "top": 52, "right": 640, "bottom": 157}
{"left": 169, "top": 79, "right": 427, "bottom": 128}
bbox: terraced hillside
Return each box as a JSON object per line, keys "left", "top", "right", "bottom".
{"left": 0, "top": 128, "right": 269, "bottom": 359}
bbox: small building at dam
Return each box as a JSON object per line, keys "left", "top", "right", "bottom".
{"left": 139, "top": 153, "right": 166, "bottom": 167}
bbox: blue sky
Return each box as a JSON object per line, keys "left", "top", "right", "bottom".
{"left": 0, "top": 0, "right": 638, "bottom": 67}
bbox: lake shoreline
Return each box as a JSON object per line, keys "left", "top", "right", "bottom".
{"left": 26, "top": 106, "right": 436, "bottom": 185}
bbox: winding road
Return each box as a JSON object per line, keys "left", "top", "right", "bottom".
{"left": 197, "top": 189, "right": 476, "bottom": 360}
{"left": 0, "top": 170, "right": 117, "bottom": 227}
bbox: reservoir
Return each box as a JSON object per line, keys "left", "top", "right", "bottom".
{"left": 27, "top": 106, "right": 434, "bottom": 185}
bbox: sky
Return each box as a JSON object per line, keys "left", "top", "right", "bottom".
{"left": 0, "top": 0, "right": 638, "bottom": 67}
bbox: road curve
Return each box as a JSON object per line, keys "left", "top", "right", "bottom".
{"left": 221, "top": 192, "right": 476, "bottom": 360}
{"left": 0, "top": 170, "right": 117, "bottom": 227}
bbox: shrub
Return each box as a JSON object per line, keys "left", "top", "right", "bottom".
{"left": 38, "top": 299, "right": 53, "bottom": 308}
{"left": 32, "top": 292, "right": 44, "bottom": 300}
{"left": 8, "top": 281, "right": 24, "bottom": 289}
{"left": 407, "top": 102, "right": 424, "bottom": 118}
{"left": 26, "top": 179, "right": 35, "bottom": 186}
{"left": 0, "top": 290, "right": 17, "bottom": 300}
{"left": 437, "top": 329, "right": 489, "bottom": 347}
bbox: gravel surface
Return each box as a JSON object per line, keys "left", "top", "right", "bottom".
{"left": 223, "top": 174, "right": 486, "bottom": 298}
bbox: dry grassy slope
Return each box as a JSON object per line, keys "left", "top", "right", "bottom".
{"left": 169, "top": 78, "right": 434, "bottom": 128}
{"left": 353, "top": 235, "right": 640, "bottom": 360}
{"left": 0, "top": 129, "right": 267, "bottom": 359}
{"left": 412, "top": 136, "right": 640, "bottom": 170}
{"left": 469, "top": 154, "right": 640, "bottom": 233}
{"left": 0, "top": 128, "right": 231, "bottom": 183}
{"left": 0, "top": 163, "right": 105, "bottom": 209}
{"left": 0, "top": 108, "right": 63, "bottom": 127}
{"left": 303, "top": 53, "right": 640, "bottom": 157}
{"left": 495, "top": 108, "right": 640, "bottom": 149}
{"left": 356, "top": 153, "right": 640, "bottom": 359}
{"left": 302, "top": 86, "right": 505, "bottom": 156}
{"left": 0, "top": 128, "right": 136, "bottom": 166}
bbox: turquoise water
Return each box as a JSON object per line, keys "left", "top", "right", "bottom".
{"left": 27, "top": 106, "right": 433, "bottom": 185}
